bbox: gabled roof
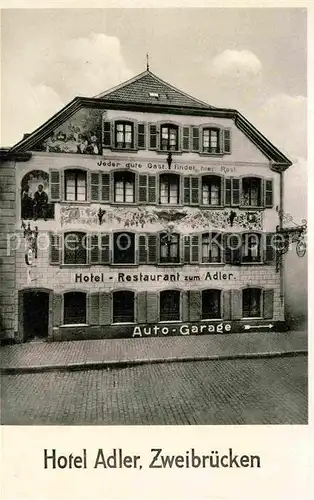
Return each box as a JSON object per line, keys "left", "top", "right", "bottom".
{"left": 94, "top": 70, "right": 214, "bottom": 109}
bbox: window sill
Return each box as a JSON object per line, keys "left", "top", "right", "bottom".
{"left": 201, "top": 318, "right": 223, "bottom": 322}
{"left": 110, "top": 147, "right": 138, "bottom": 152}
{"left": 112, "top": 322, "right": 135, "bottom": 325}
{"left": 60, "top": 264, "right": 90, "bottom": 268}
{"left": 157, "top": 263, "right": 183, "bottom": 267}
{"left": 156, "top": 150, "right": 183, "bottom": 155}
{"left": 199, "top": 152, "right": 224, "bottom": 157}
{"left": 239, "top": 205, "right": 263, "bottom": 210}
{"left": 241, "top": 262, "right": 263, "bottom": 265}
{"left": 110, "top": 263, "right": 138, "bottom": 267}
{"left": 242, "top": 317, "right": 263, "bottom": 320}
{"left": 60, "top": 200, "right": 89, "bottom": 205}
{"left": 159, "top": 320, "right": 182, "bottom": 324}
{"left": 60, "top": 323, "right": 88, "bottom": 328}
{"left": 199, "top": 205, "right": 224, "bottom": 209}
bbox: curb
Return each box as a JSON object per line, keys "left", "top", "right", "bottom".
{"left": 0, "top": 349, "right": 308, "bottom": 375}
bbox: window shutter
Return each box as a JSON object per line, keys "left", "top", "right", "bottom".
{"left": 191, "top": 235, "right": 199, "bottom": 263}
{"left": 182, "top": 127, "right": 190, "bottom": 151}
{"left": 137, "top": 291, "right": 147, "bottom": 323}
{"left": 147, "top": 234, "right": 157, "bottom": 264}
{"left": 139, "top": 174, "right": 148, "bottom": 203}
{"left": 223, "top": 128, "right": 231, "bottom": 154}
{"left": 147, "top": 292, "right": 158, "bottom": 323}
{"left": 138, "top": 235, "right": 148, "bottom": 264}
{"left": 100, "top": 173, "right": 110, "bottom": 202}
{"left": 231, "top": 178, "right": 240, "bottom": 206}
{"left": 90, "top": 172, "right": 100, "bottom": 202}
{"left": 264, "top": 179, "right": 273, "bottom": 208}
{"left": 52, "top": 293, "right": 62, "bottom": 326}
{"left": 184, "top": 235, "right": 191, "bottom": 263}
{"left": 50, "top": 233, "right": 61, "bottom": 265}
{"left": 50, "top": 170, "right": 61, "bottom": 201}
{"left": 89, "top": 292, "right": 100, "bottom": 325}
{"left": 191, "top": 177, "right": 199, "bottom": 205}
{"left": 224, "top": 233, "right": 241, "bottom": 265}
{"left": 100, "top": 233, "right": 110, "bottom": 264}
{"left": 264, "top": 233, "right": 275, "bottom": 264}
{"left": 182, "top": 292, "right": 189, "bottom": 322}
{"left": 149, "top": 124, "right": 158, "bottom": 150}
{"left": 189, "top": 290, "right": 201, "bottom": 321}
{"left": 231, "top": 289, "right": 242, "bottom": 320}
{"left": 191, "top": 127, "right": 200, "bottom": 152}
{"left": 90, "top": 234, "right": 99, "bottom": 264}
{"left": 225, "top": 178, "right": 231, "bottom": 206}
{"left": 223, "top": 290, "right": 231, "bottom": 320}
{"left": 263, "top": 289, "right": 274, "bottom": 319}
{"left": 184, "top": 177, "right": 190, "bottom": 204}
{"left": 137, "top": 123, "right": 146, "bottom": 149}
{"left": 148, "top": 175, "right": 156, "bottom": 203}
{"left": 99, "top": 292, "right": 111, "bottom": 325}
{"left": 103, "top": 121, "right": 112, "bottom": 147}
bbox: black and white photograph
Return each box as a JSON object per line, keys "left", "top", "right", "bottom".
{"left": 0, "top": 7, "right": 308, "bottom": 429}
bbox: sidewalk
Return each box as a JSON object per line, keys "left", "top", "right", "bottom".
{"left": 0, "top": 330, "right": 307, "bottom": 374}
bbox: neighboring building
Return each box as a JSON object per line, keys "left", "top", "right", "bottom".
{"left": 0, "top": 70, "right": 292, "bottom": 342}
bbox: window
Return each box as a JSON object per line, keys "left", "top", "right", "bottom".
{"left": 202, "top": 290, "right": 221, "bottom": 320}
{"left": 113, "top": 232, "right": 135, "bottom": 264}
{"left": 114, "top": 171, "right": 135, "bottom": 203}
{"left": 160, "top": 232, "right": 180, "bottom": 263}
{"left": 242, "top": 288, "right": 262, "bottom": 318}
{"left": 202, "top": 233, "right": 222, "bottom": 263}
{"left": 65, "top": 169, "right": 87, "bottom": 201}
{"left": 242, "top": 177, "right": 262, "bottom": 207}
{"left": 64, "top": 232, "right": 87, "bottom": 265}
{"left": 115, "top": 122, "right": 134, "bottom": 149}
{"left": 202, "top": 175, "right": 221, "bottom": 205}
{"left": 160, "top": 125, "right": 179, "bottom": 151}
{"left": 160, "top": 174, "right": 180, "bottom": 204}
{"left": 203, "top": 128, "right": 220, "bottom": 153}
{"left": 113, "top": 291, "right": 134, "bottom": 323}
{"left": 63, "top": 292, "right": 86, "bottom": 325}
{"left": 242, "top": 233, "right": 262, "bottom": 263}
{"left": 160, "top": 290, "right": 180, "bottom": 321}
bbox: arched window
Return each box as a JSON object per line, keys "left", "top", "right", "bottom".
{"left": 160, "top": 232, "right": 180, "bottom": 263}
{"left": 114, "top": 171, "right": 135, "bottom": 203}
{"left": 160, "top": 290, "right": 181, "bottom": 321}
{"left": 242, "top": 288, "right": 262, "bottom": 318}
{"left": 201, "top": 233, "right": 222, "bottom": 263}
{"left": 242, "top": 233, "right": 262, "bottom": 263}
{"left": 21, "top": 170, "right": 54, "bottom": 220}
{"left": 115, "top": 121, "right": 134, "bottom": 149}
{"left": 64, "top": 232, "right": 87, "bottom": 264}
{"left": 241, "top": 177, "right": 262, "bottom": 207}
{"left": 160, "top": 173, "right": 180, "bottom": 204}
{"left": 160, "top": 124, "right": 179, "bottom": 151}
{"left": 63, "top": 292, "right": 87, "bottom": 325}
{"left": 64, "top": 169, "right": 87, "bottom": 201}
{"left": 113, "top": 291, "right": 135, "bottom": 323}
{"left": 113, "top": 232, "right": 135, "bottom": 264}
{"left": 202, "top": 290, "right": 221, "bottom": 320}
{"left": 201, "top": 175, "right": 222, "bottom": 205}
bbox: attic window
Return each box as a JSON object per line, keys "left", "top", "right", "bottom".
{"left": 149, "top": 92, "right": 159, "bottom": 98}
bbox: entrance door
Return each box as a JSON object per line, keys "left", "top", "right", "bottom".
{"left": 23, "top": 291, "right": 49, "bottom": 341}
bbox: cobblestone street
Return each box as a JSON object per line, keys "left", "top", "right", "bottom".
{"left": 1, "top": 355, "right": 307, "bottom": 425}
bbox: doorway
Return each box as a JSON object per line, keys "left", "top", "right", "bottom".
{"left": 23, "top": 291, "right": 50, "bottom": 341}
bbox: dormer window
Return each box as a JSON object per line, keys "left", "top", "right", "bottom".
{"left": 160, "top": 125, "right": 179, "bottom": 151}
{"left": 115, "top": 122, "right": 134, "bottom": 149}
{"left": 149, "top": 92, "right": 159, "bottom": 98}
{"left": 202, "top": 128, "right": 221, "bottom": 153}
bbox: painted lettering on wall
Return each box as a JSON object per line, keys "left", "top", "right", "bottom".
{"left": 132, "top": 323, "right": 232, "bottom": 337}
{"left": 96, "top": 160, "right": 236, "bottom": 174}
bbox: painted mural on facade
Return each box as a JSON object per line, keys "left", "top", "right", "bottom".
{"left": 34, "top": 108, "right": 102, "bottom": 155}
{"left": 21, "top": 170, "right": 54, "bottom": 220}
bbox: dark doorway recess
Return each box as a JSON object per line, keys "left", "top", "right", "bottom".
{"left": 23, "top": 291, "right": 49, "bottom": 341}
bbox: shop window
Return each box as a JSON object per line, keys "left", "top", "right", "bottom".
{"left": 160, "top": 233, "right": 180, "bottom": 264}
{"left": 63, "top": 292, "right": 87, "bottom": 325}
{"left": 114, "top": 171, "right": 135, "bottom": 203}
{"left": 160, "top": 173, "right": 180, "bottom": 204}
{"left": 242, "top": 233, "right": 262, "bottom": 263}
{"left": 21, "top": 170, "right": 54, "bottom": 220}
{"left": 113, "top": 232, "right": 135, "bottom": 264}
{"left": 201, "top": 233, "right": 222, "bottom": 263}
{"left": 64, "top": 169, "right": 87, "bottom": 201}
{"left": 201, "top": 175, "right": 221, "bottom": 205}
{"left": 241, "top": 177, "right": 262, "bottom": 207}
{"left": 202, "top": 128, "right": 220, "bottom": 153}
{"left": 160, "top": 290, "right": 180, "bottom": 321}
{"left": 160, "top": 125, "right": 179, "bottom": 151}
{"left": 242, "top": 288, "right": 262, "bottom": 318}
{"left": 64, "top": 232, "right": 87, "bottom": 265}
{"left": 115, "top": 122, "right": 134, "bottom": 149}
{"left": 202, "top": 289, "right": 221, "bottom": 320}
{"left": 113, "top": 290, "right": 135, "bottom": 323}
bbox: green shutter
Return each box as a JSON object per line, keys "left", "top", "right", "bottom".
{"left": 147, "top": 292, "right": 158, "bottom": 323}
{"left": 100, "top": 233, "right": 110, "bottom": 264}
{"left": 89, "top": 292, "right": 100, "bottom": 325}
{"left": 50, "top": 233, "right": 61, "bottom": 265}
{"left": 137, "top": 123, "right": 146, "bottom": 149}
{"left": 223, "top": 129, "right": 231, "bottom": 154}
{"left": 182, "top": 127, "right": 190, "bottom": 151}
{"left": 138, "top": 235, "right": 147, "bottom": 264}
{"left": 103, "top": 121, "right": 112, "bottom": 147}
{"left": 99, "top": 292, "right": 111, "bottom": 325}
{"left": 191, "top": 127, "right": 200, "bottom": 152}
{"left": 231, "top": 289, "right": 242, "bottom": 320}
{"left": 189, "top": 290, "right": 201, "bottom": 321}
{"left": 149, "top": 124, "right": 158, "bottom": 150}
{"left": 90, "top": 234, "right": 99, "bottom": 264}
{"left": 264, "top": 179, "right": 273, "bottom": 208}
{"left": 191, "top": 235, "right": 199, "bottom": 263}
{"left": 231, "top": 178, "right": 240, "bottom": 206}
{"left": 53, "top": 293, "right": 62, "bottom": 326}
{"left": 50, "top": 170, "right": 61, "bottom": 201}
{"left": 263, "top": 289, "right": 274, "bottom": 319}
{"left": 139, "top": 174, "right": 148, "bottom": 203}
{"left": 90, "top": 172, "right": 100, "bottom": 202}
{"left": 184, "top": 235, "right": 191, "bottom": 263}
{"left": 101, "top": 173, "right": 110, "bottom": 202}
{"left": 225, "top": 178, "right": 231, "bottom": 206}
{"left": 147, "top": 234, "right": 157, "bottom": 263}
{"left": 184, "top": 177, "right": 190, "bottom": 204}
{"left": 137, "top": 291, "right": 147, "bottom": 323}
{"left": 264, "top": 233, "right": 275, "bottom": 264}
{"left": 223, "top": 290, "right": 231, "bottom": 320}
